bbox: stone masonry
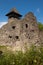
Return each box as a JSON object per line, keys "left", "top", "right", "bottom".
{"left": 0, "top": 8, "right": 41, "bottom": 51}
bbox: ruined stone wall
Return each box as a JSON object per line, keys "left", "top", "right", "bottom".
{"left": 39, "top": 31, "right": 43, "bottom": 44}
{"left": 21, "top": 12, "right": 40, "bottom": 46}
{"left": 0, "top": 12, "right": 41, "bottom": 51}
{"left": 0, "top": 18, "right": 21, "bottom": 45}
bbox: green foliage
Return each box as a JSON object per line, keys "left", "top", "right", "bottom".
{"left": 0, "top": 45, "right": 43, "bottom": 65}
{"left": 38, "top": 22, "right": 43, "bottom": 31}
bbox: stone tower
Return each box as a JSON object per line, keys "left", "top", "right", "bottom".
{"left": 0, "top": 8, "right": 40, "bottom": 51}
{"left": 6, "top": 8, "right": 22, "bottom": 22}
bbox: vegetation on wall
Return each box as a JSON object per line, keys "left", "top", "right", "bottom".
{"left": 38, "top": 22, "right": 43, "bottom": 31}
{"left": 0, "top": 45, "right": 43, "bottom": 65}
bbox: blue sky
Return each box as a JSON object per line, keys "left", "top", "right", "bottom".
{"left": 0, "top": 0, "right": 43, "bottom": 27}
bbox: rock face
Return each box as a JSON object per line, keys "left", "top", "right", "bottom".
{"left": 0, "top": 8, "right": 42, "bottom": 51}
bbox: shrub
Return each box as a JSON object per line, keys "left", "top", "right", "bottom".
{"left": 38, "top": 22, "right": 43, "bottom": 31}
{"left": 0, "top": 45, "right": 43, "bottom": 65}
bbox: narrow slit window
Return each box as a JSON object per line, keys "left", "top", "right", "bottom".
{"left": 25, "top": 24, "right": 28, "bottom": 28}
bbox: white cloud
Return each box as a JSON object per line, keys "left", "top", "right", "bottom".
{"left": 37, "top": 8, "right": 40, "bottom": 13}
{"left": 0, "top": 22, "right": 7, "bottom": 28}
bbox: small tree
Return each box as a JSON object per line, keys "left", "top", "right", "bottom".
{"left": 38, "top": 22, "right": 43, "bottom": 31}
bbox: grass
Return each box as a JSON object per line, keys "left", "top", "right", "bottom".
{"left": 0, "top": 45, "right": 43, "bottom": 65}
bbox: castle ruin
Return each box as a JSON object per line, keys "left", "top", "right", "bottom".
{"left": 0, "top": 8, "right": 41, "bottom": 51}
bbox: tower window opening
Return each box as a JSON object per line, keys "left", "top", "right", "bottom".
{"left": 15, "top": 36, "right": 19, "bottom": 39}
{"left": 12, "top": 26, "right": 15, "bottom": 29}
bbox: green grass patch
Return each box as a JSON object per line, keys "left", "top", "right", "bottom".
{"left": 0, "top": 45, "right": 43, "bottom": 65}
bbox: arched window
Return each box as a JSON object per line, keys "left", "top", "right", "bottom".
{"left": 25, "top": 24, "right": 28, "bottom": 28}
